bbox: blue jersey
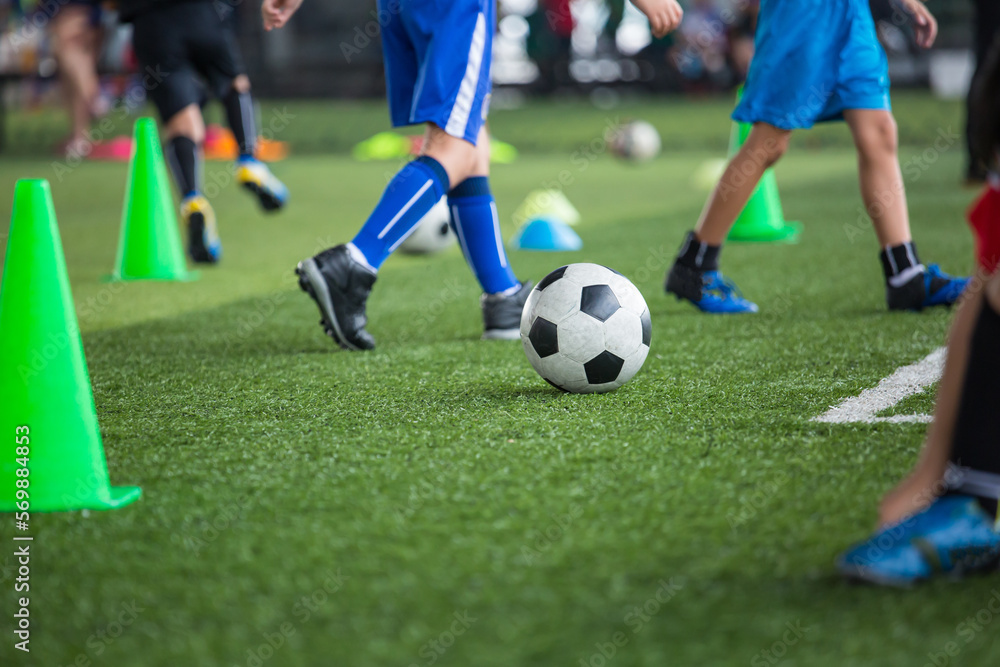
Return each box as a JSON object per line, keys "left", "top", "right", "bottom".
{"left": 733, "top": 0, "right": 891, "bottom": 130}
{"left": 378, "top": 0, "right": 494, "bottom": 144}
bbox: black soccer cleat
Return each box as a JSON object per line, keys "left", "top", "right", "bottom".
{"left": 886, "top": 265, "right": 970, "bottom": 311}
{"left": 295, "top": 245, "right": 377, "bottom": 351}
{"left": 665, "top": 262, "right": 758, "bottom": 313}
{"left": 481, "top": 281, "right": 533, "bottom": 340}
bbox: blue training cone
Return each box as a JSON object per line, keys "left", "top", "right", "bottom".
{"left": 510, "top": 217, "right": 583, "bottom": 252}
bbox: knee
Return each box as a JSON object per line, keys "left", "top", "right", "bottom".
{"left": 856, "top": 114, "right": 898, "bottom": 158}
{"left": 231, "top": 75, "right": 251, "bottom": 95}
{"left": 745, "top": 132, "right": 790, "bottom": 170}
{"left": 166, "top": 106, "right": 205, "bottom": 144}
{"left": 421, "top": 125, "right": 478, "bottom": 185}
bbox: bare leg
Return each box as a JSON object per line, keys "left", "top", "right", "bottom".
{"left": 693, "top": 122, "right": 791, "bottom": 245}
{"left": 844, "top": 109, "right": 911, "bottom": 247}
{"left": 878, "top": 273, "right": 1000, "bottom": 526}
{"left": 419, "top": 123, "right": 481, "bottom": 187}
{"left": 165, "top": 104, "right": 206, "bottom": 144}
{"left": 50, "top": 6, "right": 101, "bottom": 148}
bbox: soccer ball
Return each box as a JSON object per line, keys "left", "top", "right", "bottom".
{"left": 399, "top": 197, "right": 456, "bottom": 255}
{"left": 520, "top": 264, "right": 651, "bottom": 394}
{"left": 610, "top": 120, "right": 662, "bottom": 163}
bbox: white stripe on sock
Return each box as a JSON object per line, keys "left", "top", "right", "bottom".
{"left": 948, "top": 464, "right": 1000, "bottom": 500}
{"left": 240, "top": 92, "right": 256, "bottom": 154}
{"left": 888, "top": 264, "right": 925, "bottom": 288}
{"left": 451, "top": 206, "right": 473, "bottom": 265}
{"left": 489, "top": 201, "right": 507, "bottom": 268}
{"left": 377, "top": 180, "right": 433, "bottom": 240}
{"left": 885, "top": 245, "right": 899, "bottom": 275}
{"left": 695, "top": 242, "right": 707, "bottom": 268}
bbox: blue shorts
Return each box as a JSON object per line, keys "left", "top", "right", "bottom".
{"left": 733, "top": 0, "right": 891, "bottom": 130}
{"left": 379, "top": 0, "right": 494, "bottom": 145}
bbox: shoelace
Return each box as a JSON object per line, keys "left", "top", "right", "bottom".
{"left": 703, "top": 273, "right": 745, "bottom": 300}
{"left": 925, "top": 264, "right": 946, "bottom": 280}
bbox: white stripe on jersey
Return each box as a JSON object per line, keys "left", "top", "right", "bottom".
{"left": 445, "top": 12, "right": 487, "bottom": 138}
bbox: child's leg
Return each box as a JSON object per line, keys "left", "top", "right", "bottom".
{"left": 845, "top": 108, "right": 970, "bottom": 309}
{"left": 878, "top": 273, "right": 1000, "bottom": 528}
{"left": 447, "top": 126, "right": 520, "bottom": 296}
{"left": 222, "top": 75, "right": 257, "bottom": 160}
{"left": 664, "top": 123, "right": 787, "bottom": 313}
{"left": 164, "top": 104, "right": 206, "bottom": 198}
{"left": 220, "top": 76, "right": 288, "bottom": 211}
{"left": 163, "top": 104, "right": 221, "bottom": 263}
{"left": 348, "top": 124, "right": 473, "bottom": 272}
{"left": 877, "top": 283, "right": 983, "bottom": 526}
{"left": 843, "top": 109, "right": 910, "bottom": 247}
{"left": 693, "top": 122, "right": 791, "bottom": 245}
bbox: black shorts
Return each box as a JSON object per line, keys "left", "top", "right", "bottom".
{"left": 132, "top": 1, "right": 245, "bottom": 121}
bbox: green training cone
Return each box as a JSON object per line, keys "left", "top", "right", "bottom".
{"left": 108, "top": 117, "right": 197, "bottom": 281}
{"left": 726, "top": 99, "right": 802, "bottom": 244}
{"left": 1, "top": 180, "right": 141, "bottom": 512}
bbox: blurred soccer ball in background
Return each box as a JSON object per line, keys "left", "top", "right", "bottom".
{"left": 520, "top": 264, "right": 651, "bottom": 394}
{"left": 398, "top": 197, "right": 456, "bottom": 255}
{"left": 610, "top": 120, "right": 662, "bottom": 163}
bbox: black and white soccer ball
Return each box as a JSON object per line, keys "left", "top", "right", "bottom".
{"left": 520, "top": 264, "right": 651, "bottom": 394}
{"left": 399, "top": 197, "right": 456, "bottom": 255}
{"left": 609, "top": 120, "right": 662, "bottom": 163}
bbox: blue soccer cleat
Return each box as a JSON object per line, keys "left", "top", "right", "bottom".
{"left": 922, "top": 264, "right": 969, "bottom": 308}
{"left": 665, "top": 262, "right": 759, "bottom": 314}
{"left": 237, "top": 157, "right": 288, "bottom": 212}
{"left": 837, "top": 495, "right": 1000, "bottom": 587}
{"left": 887, "top": 264, "right": 969, "bottom": 311}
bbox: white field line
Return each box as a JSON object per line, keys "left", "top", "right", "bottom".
{"left": 813, "top": 347, "right": 946, "bottom": 424}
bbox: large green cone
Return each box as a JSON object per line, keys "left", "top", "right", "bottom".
{"left": 109, "top": 117, "right": 197, "bottom": 281}
{"left": 726, "top": 101, "right": 802, "bottom": 244}
{"left": 1, "top": 179, "right": 141, "bottom": 511}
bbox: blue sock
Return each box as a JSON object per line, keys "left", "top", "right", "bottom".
{"left": 448, "top": 177, "right": 519, "bottom": 295}
{"left": 350, "top": 156, "right": 449, "bottom": 271}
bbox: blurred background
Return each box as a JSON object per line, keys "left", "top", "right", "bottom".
{"left": 0, "top": 0, "right": 987, "bottom": 160}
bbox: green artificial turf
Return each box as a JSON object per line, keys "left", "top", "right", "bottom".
{"left": 1, "top": 95, "right": 996, "bottom": 667}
